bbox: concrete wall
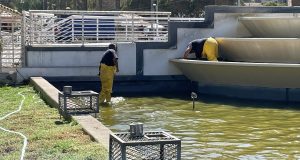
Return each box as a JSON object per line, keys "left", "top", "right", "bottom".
{"left": 20, "top": 7, "right": 300, "bottom": 80}
{"left": 143, "top": 13, "right": 299, "bottom": 76}
{"left": 117, "top": 42, "right": 136, "bottom": 75}
{"left": 21, "top": 10, "right": 258, "bottom": 79}
{"left": 21, "top": 12, "right": 291, "bottom": 79}
{"left": 27, "top": 51, "right": 103, "bottom": 67}
{"left": 19, "top": 42, "right": 136, "bottom": 81}
{"left": 144, "top": 13, "right": 252, "bottom": 76}
{"left": 17, "top": 6, "right": 300, "bottom": 100}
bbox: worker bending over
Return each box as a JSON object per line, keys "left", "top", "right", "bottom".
{"left": 183, "top": 38, "right": 206, "bottom": 59}
{"left": 202, "top": 37, "right": 219, "bottom": 61}
{"left": 183, "top": 37, "right": 219, "bottom": 61}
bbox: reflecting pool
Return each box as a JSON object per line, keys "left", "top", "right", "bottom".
{"left": 99, "top": 96, "right": 300, "bottom": 159}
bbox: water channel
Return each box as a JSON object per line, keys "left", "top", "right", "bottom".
{"left": 99, "top": 95, "right": 300, "bottom": 159}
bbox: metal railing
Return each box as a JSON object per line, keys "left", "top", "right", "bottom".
{"left": 169, "top": 17, "right": 204, "bottom": 22}
{"left": 26, "top": 10, "right": 171, "bottom": 45}
{"left": 1, "top": 9, "right": 206, "bottom": 70}
{"left": 0, "top": 7, "right": 22, "bottom": 70}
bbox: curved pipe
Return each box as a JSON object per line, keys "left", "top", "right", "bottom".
{"left": 217, "top": 38, "right": 300, "bottom": 63}
{"left": 171, "top": 59, "right": 300, "bottom": 88}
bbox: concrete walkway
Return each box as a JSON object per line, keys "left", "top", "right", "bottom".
{"left": 72, "top": 116, "right": 112, "bottom": 148}
{"left": 30, "top": 77, "right": 112, "bottom": 149}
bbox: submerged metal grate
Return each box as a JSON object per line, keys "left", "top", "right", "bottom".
{"left": 58, "top": 90, "right": 99, "bottom": 115}
{"left": 109, "top": 131, "right": 181, "bottom": 160}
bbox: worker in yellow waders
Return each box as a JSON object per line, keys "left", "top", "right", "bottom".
{"left": 183, "top": 38, "right": 206, "bottom": 59}
{"left": 202, "top": 37, "right": 219, "bottom": 61}
{"left": 99, "top": 43, "right": 119, "bottom": 104}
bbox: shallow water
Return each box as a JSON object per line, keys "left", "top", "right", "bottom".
{"left": 99, "top": 96, "right": 300, "bottom": 159}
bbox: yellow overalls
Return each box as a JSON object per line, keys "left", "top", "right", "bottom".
{"left": 202, "top": 37, "right": 219, "bottom": 61}
{"left": 99, "top": 64, "right": 116, "bottom": 103}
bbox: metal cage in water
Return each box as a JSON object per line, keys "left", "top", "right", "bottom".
{"left": 58, "top": 90, "right": 99, "bottom": 115}
{"left": 109, "top": 131, "right": 181, "bottom": 160}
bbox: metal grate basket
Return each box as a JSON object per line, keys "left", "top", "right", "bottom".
{"left": 58, "top": 90, "right": 99, "bottom": 115}
{"left": 109, "top": 131, "right": 181, "bottom": 160}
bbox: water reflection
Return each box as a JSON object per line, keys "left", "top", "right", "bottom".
{"left": 99, "top": 96, "right": 300, "bottom": 159}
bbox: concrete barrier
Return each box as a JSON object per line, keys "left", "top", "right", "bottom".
{"left": 29, "top": 77, "right": 112, "bottom": 149}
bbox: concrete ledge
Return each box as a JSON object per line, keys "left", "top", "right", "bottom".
{"left": 19, "top": 67, "right": 98, "bottom": 82}
{"left": 73, "top": 115, "right": 112, "bottom": 148}
{"left": 30, "top": 77, "right": 60, "bottom": 108}
{"left": 29, "top": 77, "right": 111, "bottom": 149}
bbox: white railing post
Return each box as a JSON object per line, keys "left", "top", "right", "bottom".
{"left": 81, "top": 13, "right": 84, "bottom": 46}
{"left": 29, "top": 12, "right": 33, "bottom": 45}
{"left": 52, "top": 21, "right": 55, "bottom": 43}
{"left": 96, "top": 18, "right": 99, "bottom": 42}
{"left": 12, "top": 18, "right": 15, "bottom": 65}
{"left": 131, "top": 13, "right": 134, "bottom": 41}
{"left": 156, "top": 13, "right": 159, "bottom": 37}
{"left": 21, "top": 11, "right": 26, "bottom": 67}
{"left": 167, "top": 14, "right": 170, "bottom": 41}
{"left": 0, "top": 12, "right": 2, "bottom": 70}
{"left": 125, "top": 17, "right": 128, "bottom": 41}
{"left": 72, "top": 17, "right": 75, "bottom": 42}
{"left": 24, "top": 10, "right": 171, "bottom": 44}
{"left": 40, "top": 15, "right": 43, "bottom": 44}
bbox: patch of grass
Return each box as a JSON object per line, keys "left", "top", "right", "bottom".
{"left": 0, "top": 86, "right": 107, "bottom": 159}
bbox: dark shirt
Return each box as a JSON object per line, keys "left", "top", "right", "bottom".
{"left": 188, "top": 38, "right": 206, "bottom": 59}
{"left": 100, "top": 49, "right": 118, "bottom": 66}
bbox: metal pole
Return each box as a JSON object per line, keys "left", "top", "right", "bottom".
{"left": 121, "top": 144, "right": 126, "bottom": 160}
{"left": 160, "top": 144, "right": 164, "bottom": 159}
{"left": 86, "top": 0, "right": 88, "bottom": 10}
{"left": 125, "top": 17, "right": 128, "bottom": 40}
{"left": 96, "top": 18, "right": 99, "bottom": 42}
{"left": 131, "top": 13, "right": 134, "bottom": 41}
{"left": 191, "top": 92, "right": 197, "bottom": 110}
{"left": 72, "top": 17, "right": 75, "bottom": 42}
{"left": 109, "top": 136, "right": 112, "bottom": 160}
{"left": 177, "top": 141, "right": 181, "bottom": 160}
{"left": 238, "top": 0, "right": 241, "bottom": 6}
{"left": 81, "top": 13, "right": 84, "bottom": 46}
{"left": 12, "top": 18, "right": 15, "bottom": 65}
{"left": 0, "top": 14, "right": 2, "bottom": 71}
{"left": 21, "top": 11, "right": 26, "bottom": 67}
{"left": 29, "top": 12, "right": 33, "bottom": 45}
{"left": 151, "top": 0, "right": 154, "bottom": 11}
{"left": 192, "top": 98, "right": 195, "bottom": 110}
{"left": 156, "top": 1, "right": 158, "bottom": 37}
